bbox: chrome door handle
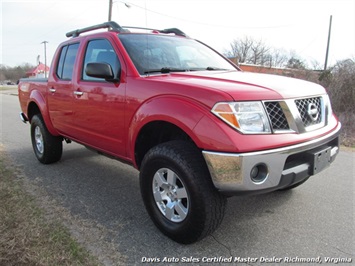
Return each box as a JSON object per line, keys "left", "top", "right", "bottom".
{"left": 74, "top": 91, "right": 84, "bottom": 96}
{"left": 49, "top": 88, "right": 56, "bottom": 93}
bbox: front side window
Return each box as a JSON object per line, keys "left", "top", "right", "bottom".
{"left": 82, "top": 39, "right": 120, "bottom": 81}
{"left": 56, "top": 43, "right": 79, "bottom": 80}
{"left": 118, "top": 34, "right": 236, "bottom": 75}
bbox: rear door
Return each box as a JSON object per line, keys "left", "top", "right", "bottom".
{"left": 71, "top": 37, "right": 126, "bottom": 157}
{"left": 47, "top": 43, "right": 79, "bottom": 135}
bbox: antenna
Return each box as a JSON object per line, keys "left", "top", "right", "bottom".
{"left": 108, "top": 0, "right": 113, "bottom": 21}
{"left": 324, "top": 15, "right": 332, "bottom": 71}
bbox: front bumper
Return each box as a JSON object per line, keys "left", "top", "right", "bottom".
{"left": 202, "top": 123, "right": 341, "bottom": 196}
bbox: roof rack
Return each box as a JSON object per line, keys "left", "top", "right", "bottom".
{"left": 122, "top": 26, "right": 187, "bottom": 37}
{"left": 66, "top": 21, "right": 188, "bottom": 38}
{"left": 159, "top": 28, "right": 187, "bottom": 37}
{"left": 66, "top": 21, "right": 125, "bottom": 38}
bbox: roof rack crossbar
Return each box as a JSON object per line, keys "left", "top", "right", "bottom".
{"left": 66, "top": 21, "right": 123, "bottom": 38}
{"left": 159, "top": 28, "right": 187, "bottom": 37}
{"left": 122, "top": 26, "right": 187, "bottom": 37}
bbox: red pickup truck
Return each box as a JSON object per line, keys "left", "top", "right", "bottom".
{"left": 18, "top": 22, "right": 341, "bottom": 244}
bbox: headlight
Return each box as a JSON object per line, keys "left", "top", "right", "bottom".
{"left": 212, "top": 101, "right": 271, "bottom": 134}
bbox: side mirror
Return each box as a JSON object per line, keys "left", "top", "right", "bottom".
{"left": 85, "top": 62, "right": 119, "bottom": 82}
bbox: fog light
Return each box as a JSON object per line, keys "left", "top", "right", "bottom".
{"left": 250, "top": 164, "right": 268, "bottom": 183}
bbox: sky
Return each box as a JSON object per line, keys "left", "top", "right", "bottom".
{"left": 1, "top": 0, "right": 354, "bottom": 68}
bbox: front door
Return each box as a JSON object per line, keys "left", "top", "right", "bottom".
{"left": 71, "top": 38, "right": 126, "bottom": 157}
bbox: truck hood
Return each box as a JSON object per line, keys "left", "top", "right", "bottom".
{"left": 165, "top": 70, "right": 326, "bottom": 101}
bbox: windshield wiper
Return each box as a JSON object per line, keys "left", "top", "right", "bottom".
{"left": 144, "top": 67, "right": 230, "bottom": 74}
{"left": 206, "top": 66, "right": 229, "bottom": 71}
{"left": 187, "top": 67, "right": 230, "bottom": 71}
{"left": 144, "top": 67, "right": 188, "bottom": 74}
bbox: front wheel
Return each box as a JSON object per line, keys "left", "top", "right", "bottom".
{"left": 140, "top": 141, "right": 227, "bottom": 244}
{"left": 30, "top": 114, "right": 62, "bottom": 164}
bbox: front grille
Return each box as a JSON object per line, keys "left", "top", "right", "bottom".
{"left": 263, "top": 96, "right": 326, "bottom": 133}
{"left": 295, "top": 97, "right": 322, "bottom": 127}
{"left": 264, "top": 102, "right": 289, "bottom": 131}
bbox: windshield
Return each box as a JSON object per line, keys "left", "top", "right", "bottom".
{"left": 118, "top": 34, "right": 237, "bottom": 75}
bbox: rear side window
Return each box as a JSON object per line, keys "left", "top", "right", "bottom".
{"left": 56, "top": 43, "right": 79, "bottom": 80}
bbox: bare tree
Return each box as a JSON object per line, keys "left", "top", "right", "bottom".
{"left": 270, "top": 48, "right": 289, "bottom": 68}
{"left": 324, "top": 58, "right": 355, "bottom": 146}
{"left": 226, "top": 36, "right": 290, "bottom": 67}
{"left": 286, "top": 57, "right": 306, "bottom": 70}
{"left": 326, "top": 58, "right": 355, "bottom": 113}
{"left": 249, "top": 39, "right": 270, "bottom": 65}
{"left": 310, "top": 59, "right": 323, "bottom": 71}
{"left": 228, "top": 36, "right": 254, "bottom": 64}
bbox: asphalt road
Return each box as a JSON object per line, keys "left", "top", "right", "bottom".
{"left": 1, "top": 89, "right": 354, "bottom": 265}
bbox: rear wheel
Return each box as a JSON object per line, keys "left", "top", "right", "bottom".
{"left": 140, "top": 141, "right": 227, "bottom": 244}
{"left": 30, "top": 114, "right": 62, "bottom": 164}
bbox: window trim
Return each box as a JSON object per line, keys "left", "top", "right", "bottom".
{"left": 55, "top": 42, "right": 80, "bottom": 81}
{"left": 56, "top": 45, "right": 68, "bottom": 79}
{"left": 81, "top": 38, "right": 121, "bottom": 83}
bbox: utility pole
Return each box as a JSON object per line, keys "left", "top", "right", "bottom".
{"left": 41, "top": 41, "right": 48, "bottom": 78}
{"left": 108, "top": 0, "right": 113, "bottom": 21}
{"left": 108, "top": 1, "right": 130, "bottom": 21}
{"left": 324, "top": 15, "right": 332, "bottom": 71}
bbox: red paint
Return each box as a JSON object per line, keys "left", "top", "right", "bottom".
{"left": 18, "top": 29, "right": 340, "bottom": 167}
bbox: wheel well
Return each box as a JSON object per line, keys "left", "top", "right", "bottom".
{"left": 28, "top": 102, "right": 41, "bottom": 122}
{"left": 135, "top": 121, "right": 194, "bottom": 169}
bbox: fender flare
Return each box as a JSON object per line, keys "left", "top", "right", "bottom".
{"left": 128, "top": 95, "right": 236, "bottom": 162}
{"left": 28, "top": 90, "right": 59, "bottom": 136}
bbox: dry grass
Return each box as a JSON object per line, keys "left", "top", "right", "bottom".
{"left": 0, "top": 152, "right": 101, "bottom": 266}
{"left": 0, "top": 85, "right": 17, "bottom": 90}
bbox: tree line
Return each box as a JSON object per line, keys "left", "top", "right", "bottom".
{"left": 0, "top": 63, "right": 35, "bottom": 83}
{"left": 224, "top": 36, "right": 313, "bottom": 69}
{"left": 320, "top": 58, "right": 355, "bottom": 146}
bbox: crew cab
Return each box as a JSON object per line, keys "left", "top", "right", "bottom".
{"left": 18, "top": 21, "right": 341, "bottom": 244}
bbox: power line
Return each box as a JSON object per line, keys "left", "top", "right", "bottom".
{"left": 116, "top": 0, "right": 294, "bottom": 30}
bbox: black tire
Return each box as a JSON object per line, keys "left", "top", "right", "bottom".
{"left": 140, "top": 140, "right": 227, "bottom": 244}
{"left": 30, "top": 114, "right": 63, "bottom": 164}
